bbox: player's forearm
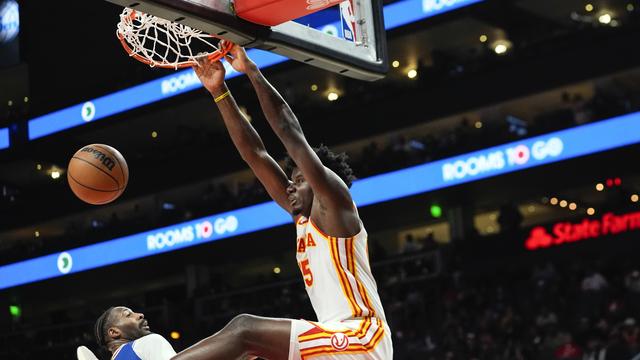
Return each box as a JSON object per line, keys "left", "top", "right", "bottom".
{"left": 211, "top": 84, "right": 267, "bottom": 160}
{"left": 245, "top": 67, "right": 306, "bottom": 150}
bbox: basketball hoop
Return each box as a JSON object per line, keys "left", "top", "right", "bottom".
{"left": 116, "top": 8, "right": 233, "bottom": 70}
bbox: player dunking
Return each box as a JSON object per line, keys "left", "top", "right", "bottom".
{"left": 177, "top": 45, "right": 392, "bottom": 359}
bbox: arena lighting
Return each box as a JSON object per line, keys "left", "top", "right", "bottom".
{"left": 596, "top": 183, "right": 604, "bottom": 191}
{"left": 430, "top": 204, "right": 443, "bottom": 218}
{"left": 559, "top": 200, "right": 568, "bottom": 208}
{"left": 391, "top": 60, "right": 400, "bottom": 68}
{"left": 310, "top": 84, "right": 318, "bottom": 91}
{"left": 587, "top": 208, "right": 595, "bottom": 215}
{"left": 170, "top": 331, "right": 180, "bottom": 340}
{"left": 569, "top": 202, "right": 577, "bottom": 210}
{"left": 474, "top": 121, "right": 483, "bottom": 129}
{"left": 550, "top": 197, "right": 559, "bottom": 205}
{"left": 585, "top": 3, "right": 594, "bottom": 12}
{"left": 273, "top": 267, "right": 281, "bottom": 274}
{"left": 0, "top": 127, "right": 8, "bottom": 150}
{"left": 50, "top": 171, "right": 60, "bottom": 180}
{"left": 327, "top": 92, "right": 339, "bottom": 101}
{"left": 151, "top": 131, "right": 158, "bottom": 138}
{"left": 479, "top": 34, "right": 487, "bottom": 42}
{"left": 36, "top": 163, "right": 42, "bottom": 170}
{"left": 598, "top": 13, "right": 612, "bottom": 24}
{"left": 5, "top": 112, "right": 640, "bottom": 289}
{"left": 631, "top": 194, "right": 639, "bottom": 203}
{"left": 628, "top": 4, "right": 635, "bottom": 12}
{"left": 9, "top": 305, "right": 20, "bottom": 317}
{"left": 34, "top": 231, "right": 39, "bottom": 238}
{"left": 407, "top": 69, "right": 418, "bottom": 79}
{"left": 26, "top": 0, "right": 486, "bottom": 141}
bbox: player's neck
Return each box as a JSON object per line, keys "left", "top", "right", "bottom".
{"left": 109, "top": 339, "right": 130, "bottom": 357}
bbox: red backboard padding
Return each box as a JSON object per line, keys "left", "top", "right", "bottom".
{"left": 235, "top": 0, "right": 343, "bottom": 26}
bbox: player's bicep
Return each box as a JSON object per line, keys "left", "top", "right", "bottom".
{"left": 245, "top": 150, "right": 292, "bottom": 213}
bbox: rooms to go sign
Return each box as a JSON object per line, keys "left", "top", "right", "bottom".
{"left": 441, "top": 137, "right": 564, "bottom": 182}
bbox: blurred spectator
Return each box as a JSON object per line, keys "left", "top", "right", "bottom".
{"left": 402, "top": 234, "right": 423, "bottom": 254}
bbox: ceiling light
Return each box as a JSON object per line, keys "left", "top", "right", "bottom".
{"left": 170, "top": 331, "right": 180, "bottom": 340}
{"left": 587, "top": 207, "right": 595, "bottom": 215}
{"left": 310, "top": 84, "right": 318, "bottom": 91}
{"left": 494, "top": 44, "right": 507, "bottom": 54}
{"left": 632, "top": 194, "right": 639, "bottom": 203}
{"left": 569, "top": 202, "right": 577, "bottom": 210}
{"left": 151, "top": 131, "right": 158, "bottom": 138}
{"left": 23, "top": 96, "right": 28, "bottom": 103}
{"left": 585, "top": 3, "right": 594, "bottom": 12}
{"left": 596, "top": 183, "right": 604, "bottom": 191}
{"left": 36, "top": 163, "right": 42, "bottom": 171}
{"left": 474, "top": 121, "right": 483, "bottom": 129}
{"left": 50, "top": 171, "right": 60, "bottom": 180}
{"left": 559, "top": 200, "right": 568, "bottom": 208}
{"left": 627, "top": 3, "right": 635, "bottom": 11}
{"left": 479, "top": 34, "right": 488, "bottom": 43}
{"left": 35, "top": 231, "right": 40, "bottom": 238}
{"left": 273, "top": 267, "right": 281, "bottom": 274}
{"left": 391, "top": 60, "right": 400, "bottom": 68}
{"left": 407, "top": 69, "right": 418, "bottom": 79}
{"left": 598, "top": 13, "right": 612, "bottom": 24}
{"left": 327, "top": 92, "right": 339, "bottom": 101}
{"left": 550, "top": 197, "right": 559, "bottom": 205}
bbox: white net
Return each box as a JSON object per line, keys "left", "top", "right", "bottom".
{"left": 116, "top": 8, "right": 232, "bottom": 69}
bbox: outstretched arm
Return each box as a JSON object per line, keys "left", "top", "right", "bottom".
{"left": 193, "top": 59, "right": 292, "bottom": 213}
{"left": 224, "top": 47, "right": 356, "bottom": 231}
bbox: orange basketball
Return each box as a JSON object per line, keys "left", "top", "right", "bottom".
{"left": 67, "top": 144, "right": 129, "bottom": 205}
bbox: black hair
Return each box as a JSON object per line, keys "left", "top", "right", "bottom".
{"left": 284, "top": 144, "right": 356, "bottom": 188}
{"left": 94, "top": 307, "right": 116, "bottom": 348}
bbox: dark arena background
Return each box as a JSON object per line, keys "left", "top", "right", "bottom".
{"left": 2, "top": 0, "right": 640, "bottom": 359}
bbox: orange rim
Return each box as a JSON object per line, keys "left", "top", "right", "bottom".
{"left": 117, "top": 32, "right": 234, "bottom": 69}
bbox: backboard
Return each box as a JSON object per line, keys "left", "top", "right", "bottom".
{"left": 105, "top": 0, "right": 388, "bottom": 81}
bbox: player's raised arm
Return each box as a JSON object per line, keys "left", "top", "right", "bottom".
{"left": 224, "top": 47, "right": 355, "bottom": 218}
{"left": 193, "top": 59, "right": 292, "bottom": 213}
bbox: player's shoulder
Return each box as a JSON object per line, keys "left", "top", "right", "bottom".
{"left": 134, "top": 333, "right": 170, "bottom": 347}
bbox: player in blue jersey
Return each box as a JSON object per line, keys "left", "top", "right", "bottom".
{"left": 92, "top": 306, "right": 177, "bottom": 360}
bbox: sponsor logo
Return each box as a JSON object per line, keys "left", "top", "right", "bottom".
{"left": 214, "top": 216, "right": 238, "bottom": 235}
{"left": 147, "top": 219, "right": 227, "bottom": 251}
{"left": 161, "top": 72, "right": 201, "bottom": 95}
{"left": 81, "top": 102, "right": 96, "bottom": 122}
{"left": 57, "top": 252, "right": 73, "bottom": 274}
{"left": 525, "top": 211, "right": 640, "bottom": 250}
{"left": 442, "top": 137, "right": 563, "bottom": 181}
{"left": 422, "top": 0, "right": 466, "bottom": 13}
{"left": 330, "top": 333, "right": 349, "bottom": 351}
{"left": 80, "top": 146, "right": 116, "bottom": 171}
{"left": 0, "top": 0, "right": 19, "bottom": 44}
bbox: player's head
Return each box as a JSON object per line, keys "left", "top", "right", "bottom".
{"left": 284, "top": 145, "right": 356, "bottom": 216}
{"left": 95, "top": 306, "right": 151, "bottom": 351}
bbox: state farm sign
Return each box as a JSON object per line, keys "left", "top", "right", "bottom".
{"left": 525, "top": 211, "right": 640, "bottom": 250}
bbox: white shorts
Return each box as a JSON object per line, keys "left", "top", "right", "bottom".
{"left": 288, "top": 317, "right": 393, "bottom": 360}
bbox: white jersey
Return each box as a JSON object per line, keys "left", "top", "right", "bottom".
{"left": 295, "top": 216, "right": 387, "bottom": 324}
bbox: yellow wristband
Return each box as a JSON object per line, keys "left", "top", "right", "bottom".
{"left": 214, "top": 90, "right": 231, "bottom": 103}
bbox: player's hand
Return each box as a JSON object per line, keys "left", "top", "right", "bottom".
{"left": 193, "top": 58, "right": 226, "bottom": 94}
{"left": 224, "top": 44, "right": 257, "bottom": 74}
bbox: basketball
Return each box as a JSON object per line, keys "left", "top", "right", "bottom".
{"left": 67, "top": 144, "right": 129, "bottom": 205}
